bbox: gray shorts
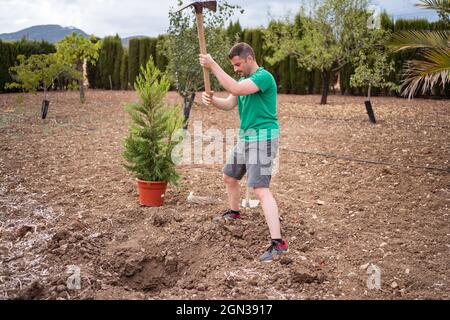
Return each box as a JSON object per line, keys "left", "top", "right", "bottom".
{"left": 223, "top": 138, "right": 279, "bottom": 188}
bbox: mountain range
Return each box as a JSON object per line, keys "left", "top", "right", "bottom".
{"left": 0, "top": 24, "right": 144, "bottom": 46}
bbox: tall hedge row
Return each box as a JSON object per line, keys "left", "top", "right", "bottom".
{"left": 2, "top": 17, "right": 448, "bottom": 97}
{"left": 0, "top": 39, "right": 56, "bottom": 92}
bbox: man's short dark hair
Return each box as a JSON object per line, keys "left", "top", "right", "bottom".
{"left": 228, "top": 42, "right": 255, "bottom": 60}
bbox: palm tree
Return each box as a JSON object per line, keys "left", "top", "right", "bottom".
{"left": 388, "top": 0, "right": 450, "bottom": 99}
{"left": 417, "top": 0, "right": 450, "bottom": 25}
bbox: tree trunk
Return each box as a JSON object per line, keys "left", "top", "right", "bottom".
{"left": 42, "top": 83, "right": 49, "bottom": 120}
{"left": 43, "top": 82, "right": 47, "bottom": 102}
{"left": 79, "top": 78, "right": 85, "bottom": 103}
{"left": 320, "top": 70, "right": 330, "bottom": 105}
{"left": 182, "top": 92, "right": 196, "bottom": 129}
{"left": 77, "top": 60, "right": 85, "bottom": 104}
{"left": 367, "top": 83, "right": 372, "bottom": 102}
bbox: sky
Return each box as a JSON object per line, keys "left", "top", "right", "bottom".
{"left": 0, "top": 0, "right": 440, "bottom": 38}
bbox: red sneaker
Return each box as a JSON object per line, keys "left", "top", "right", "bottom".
{"left": 260, "top": 240, "right": 288, "bottom": 262}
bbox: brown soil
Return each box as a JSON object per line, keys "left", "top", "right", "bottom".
{"left": 0, "top": 90, "right": 449, "bottom": 300}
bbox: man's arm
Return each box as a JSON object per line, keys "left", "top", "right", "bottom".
{"left": 199, "top": 54, "right": 260, "bottom": 96}
{"left": 202, "top": 93, "right": 237, "bottom": 111}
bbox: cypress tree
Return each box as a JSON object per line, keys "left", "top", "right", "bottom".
{"left": 113, "top": 35, "right": 124, "bottom": 89}
{"left": 86, "top": 36, "right": 101, "bottom": 89}
{"left": 155, "top": 35, "right": 168, "bottom": 72}
{"left": 0, "top": 41, "right": 16, "bottom": 92}
{"left": 380, "top": 11, "right": 394, "bottom": 31}
{"left": 252, "top": 29, "right": 263, "bottom": 65}
{"left": 14, "top": 38, "right": 56, "bottom": 57}
{"left": 99, "top": 36, "right": 113, "bottom": 88}
{"left": 128, "top": 38, "right": 140, "bottom": 88}
{"left": 96, "top": 35, "right": 123, "bottom": 89}
{"left": 120, "top": 52, "right": 129, "bottom": 90}
{"left": 139, "top": 38, "right": 151, "bottom": 69}
{"left": 313, "top": 69, "right": 323, "bottom": 94}
{"left": 289, "top": 55, "right": 306, "bottom": 94}
{"left": 243, "top": 29, "right": 253, "bottom": 47}
{"left": 227, "top": 20, "right": 243, "bottom": 42}
{"left": 278, "top": 57, "right": 290, "bottom": 93}
{"left": 150, "top": 38, "right": 158, "bottom": 63}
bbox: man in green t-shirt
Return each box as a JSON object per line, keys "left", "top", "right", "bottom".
{"left": 199, "top": 42, "right": 287, "bottom": 262}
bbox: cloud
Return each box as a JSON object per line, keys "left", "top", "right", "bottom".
{"left": 372, "top": 0, "right": 438, "bottom": 19}
{"left": 0, "top": 0, "right": 176, "bottom": 37}
{"left": 0, "top": 0, "right": 438, "bottom": 38}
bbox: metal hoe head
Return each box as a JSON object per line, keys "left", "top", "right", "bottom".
{"left": 177, "top": 1, "right": 217, "bottom": 14}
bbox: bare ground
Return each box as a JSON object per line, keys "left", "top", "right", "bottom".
{"left": 0, "top": 90, "right": 449, "bottom": 300}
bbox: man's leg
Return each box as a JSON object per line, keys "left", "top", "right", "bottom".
{"left": 223, "top": 173, "right": 240, "bottom": 211}
{"left": 253, "top": 187, "right": 281, "bottom": 239}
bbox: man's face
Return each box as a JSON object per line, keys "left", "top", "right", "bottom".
{"left": 230, "top": 55, "right": 252, "bottom": 77}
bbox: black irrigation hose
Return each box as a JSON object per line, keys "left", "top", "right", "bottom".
{"left": 290, "top": 116, "right": 450, "bottom": 129}
{"left": 282, "top": 148, "right": 450, "bottom": 173}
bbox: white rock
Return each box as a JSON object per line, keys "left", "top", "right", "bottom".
{"left": 360, "top": 263, "right": 370, "bottom": 270}
{"left": 187, "top": 191, "right": 217, "bottom": 205}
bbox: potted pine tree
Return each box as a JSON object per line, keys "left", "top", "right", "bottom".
{"left": 123, "top": 57, "right": 184, "bottom": 206}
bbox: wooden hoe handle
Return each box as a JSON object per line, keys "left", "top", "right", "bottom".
{"left": 196, "top": 12, "right": 212, "bottom": 95}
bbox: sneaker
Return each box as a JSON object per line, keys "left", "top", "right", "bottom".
{"left": 259, "top": 240, "right": 288, "bottom": 262}
{"left": 212, "top": 209, "right": 241, "bottom": 223}
{"left": 222, "top": 210, "right": 241, "bottom": 219}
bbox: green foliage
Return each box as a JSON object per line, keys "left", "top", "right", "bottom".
{"left": 277, "top": 57, "right": 290, "bottom": 93}
{"left": 95, "top": 35, "right": 124, "bottom": 89}
{"left": 226, "top": 20, "right": 243, "bottom": 42}
{"left": 395, "top": 19, "right": 431, "bottom": 31}
{"left": 155, "top": 35, "right": 169, "bottom": 72}
{"left": 164, "top": 0, "right": 241, "bottom": 98}
{"left": 138, "top": 38, "right": 155, "bottom": 69}
{"left": 128, "top": 38, "right": 140, "bottom": 87}
{"left": 1, "top": 39, "right": 56, "bottom": 92}
{"left": 86, "top": 36, "right": 102, "bottom": 89}
{"left": 0, "top": 40, "right": 17, "bottom": 92}
{"left": 123, "top": 57, "right": 184, "bottom": 184}
{"left": 380, "top": 11, "right": 394, "bottom": 31}
{"left": 339, "top": 62, "right": 356, "bottom": 95}
{"left": 56, "top": 33, "right": 101, "bottom": 67}
{"left": 349, "top": 28, "right": 399, "bottom": 98}
{"left": 388, "top": 0, "right": 450, "bottom": 98}
{"left": 350, "top": 48, "right": 399, "bottom": 98}
{"left": 127, "top": 37, "right": 164, "bottom": 89}
{"left": 56, "top": 33, "right": 101, "bottom": 102}
{"left": 120, "top": 52, "right": 129, "bottom": 90}
{"left": 241, "top": 29, "right": 264, "bottom": 65}
{"left": 14, "top": 38, "right": 56, "bottom": 56}
{"left": 3, "top": 3, "right": 446, "bottom": 99}
{"left": 264, "top": 0, "right": 382, "bottom": 103}
{"left": 416, "top": 0, "right": 450, "bottom": 28}
{"left": 113, "top": 37, "right": 124, "bottom": 90}
{"left": 6, "top": 53, "right": 79, "bottom": 95}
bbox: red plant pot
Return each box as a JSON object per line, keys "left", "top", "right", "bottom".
{"left": 136, "top": 179, "right": 167, "bottom": 206}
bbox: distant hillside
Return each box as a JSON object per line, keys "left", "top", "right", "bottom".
{"left": 0, "top": 24, "right": 88, "bottom": 43}
{"left": 0, "top": 25, "right": 154, "bottom": 47}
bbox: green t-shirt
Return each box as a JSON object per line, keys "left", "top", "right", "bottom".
{"left": 237, "top": 67, "right": 279, "bottom": 142}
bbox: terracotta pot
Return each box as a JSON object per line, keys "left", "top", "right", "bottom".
{"left": 136, "top": 179, "right": 167, "bottom": 206}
